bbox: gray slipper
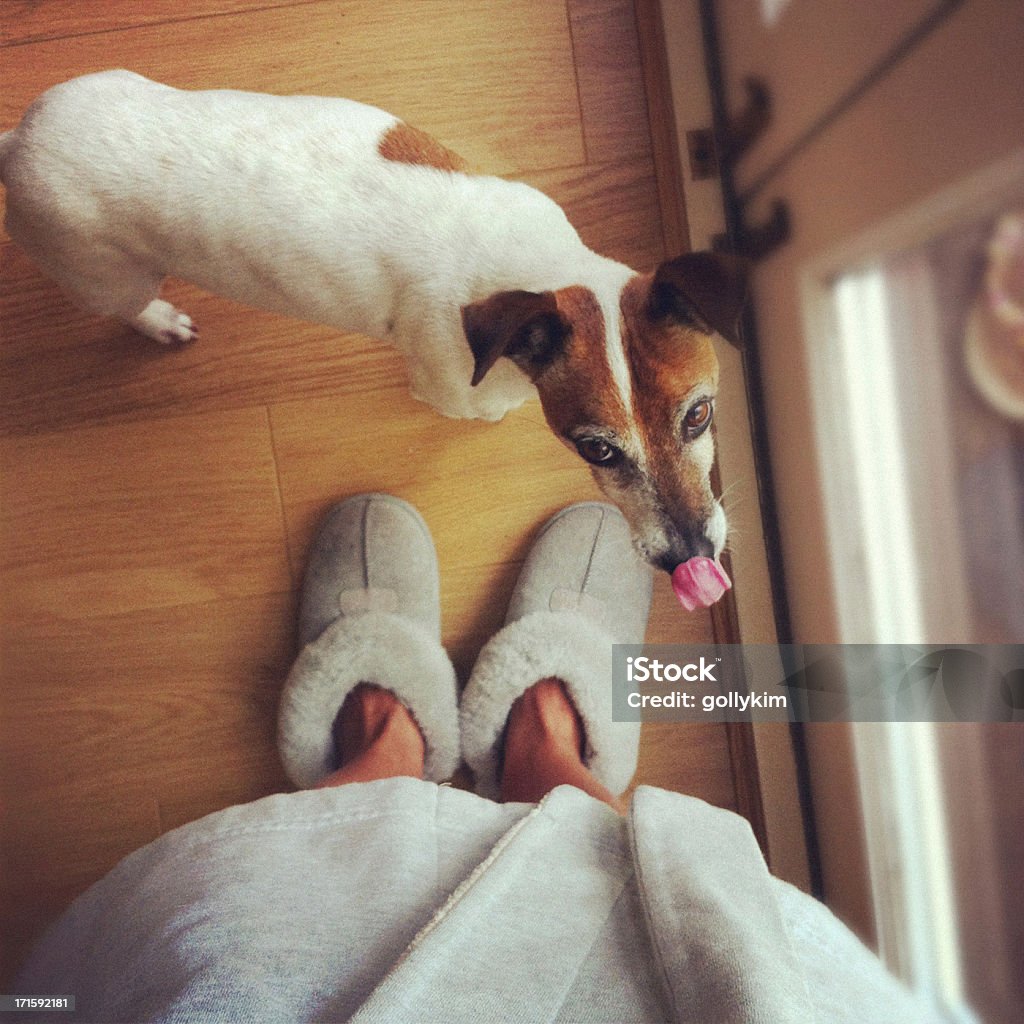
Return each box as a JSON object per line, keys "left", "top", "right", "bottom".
{"left": 277, "top": 494, "right": 460, "bottom": 788}
{"left": 460, "top": 502, "right": 653, "bottom": 799}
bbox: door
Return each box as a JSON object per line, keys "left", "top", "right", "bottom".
{"left": 664, "top": 1, "right": 1024, "bottom": 1021}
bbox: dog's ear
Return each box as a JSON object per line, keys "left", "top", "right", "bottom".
{"left": 462, "top": 290, "right": 569, "bottom": 386}
{"left": 648, "top": 251, "right": 749, "bottom": 348}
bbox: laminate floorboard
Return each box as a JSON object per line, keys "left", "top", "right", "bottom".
{"left": 0, "top": 0, "right": 744, "bottom": 983}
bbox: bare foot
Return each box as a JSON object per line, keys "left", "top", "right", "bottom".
{"left": 501, "top": 678, "right": 626, "bottom": 814}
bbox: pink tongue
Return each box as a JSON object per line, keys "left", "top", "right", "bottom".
{"left": 671, "top": 557, "right": 732, "bottom": 611}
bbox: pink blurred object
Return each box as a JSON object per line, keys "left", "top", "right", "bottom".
{"left": 671, "top": 557, "right": 732, "bottom": 611}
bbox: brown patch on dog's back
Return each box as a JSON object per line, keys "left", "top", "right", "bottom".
{"left": 378, "top": 121, "right": 468, "bottom": 172}
{"left": 536, "top": 286, "right": 630, "bottom": 438}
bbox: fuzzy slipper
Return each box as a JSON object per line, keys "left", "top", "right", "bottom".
{"left": 277, "top": 494, "right": 460, "bottom": 788}
{"left": 460, "top": 502, "right": 653, "bottom": 799}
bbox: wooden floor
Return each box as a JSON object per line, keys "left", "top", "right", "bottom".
{"left": 0, "top": 0, "right": 741, "bottom": 981}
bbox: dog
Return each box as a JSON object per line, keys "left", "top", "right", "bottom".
{"left": 0, "top": 70, "right": 747, "bottom": 576}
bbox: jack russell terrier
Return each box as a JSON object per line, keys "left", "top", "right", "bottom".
{"left": 0, "top": 71, "right": 746, "bottom": 599}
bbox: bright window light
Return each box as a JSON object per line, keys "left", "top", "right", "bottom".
{"left": 832, "top": 264, "right": 970, "bottom": 1017}
{"left": 834, "top": 268, "right": 925, "bottom": 644}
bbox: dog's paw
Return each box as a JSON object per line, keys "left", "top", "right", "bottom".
{"left": 158, "top": 313, "right": 198, "bottom": 346}
{"left": 133, "top": 299, "right": 199, "bottom": 346}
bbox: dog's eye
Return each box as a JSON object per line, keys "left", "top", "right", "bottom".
{"left": 683, "top": 399, "right": 713, "bottom": 440}
{"left": 575, "top": 437, "right": 621, "bottom": 466}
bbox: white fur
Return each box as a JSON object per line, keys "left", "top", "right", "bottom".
{"left": 460, "top": 610, "right": 641, "bottom": 799}
{"left": 278, "top": 610, "right": 460, "bottom": 788}
{"left": 0, "top": 70, "right": 631, "bottom": 421}
{"left": 598, "top": 286, "right": 637, "bottom": 425}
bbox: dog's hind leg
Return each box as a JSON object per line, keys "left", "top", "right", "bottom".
{"left": 74, "top": 264, "right": 198, "bottom": 346}
{"left": 61, "top": 253, "right": 197, "bottom": 345}
{"left": 7, "top": 213, "right": 197, "bottom": 345}
{"left": 130, "top": 298, "right": 198, "bottom": 345}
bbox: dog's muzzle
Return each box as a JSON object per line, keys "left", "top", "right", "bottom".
{"left": 652, "top": 502, "right": 727, "bottom": 574}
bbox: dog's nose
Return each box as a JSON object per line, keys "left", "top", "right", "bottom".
{"left": 655, "top": 552, "right": 681, "bottom": 574}
{"left": 689, "top": 533, "right": 716, "bottom": 559}
{"left": 680, "top": 524, "right": 715, "bottom": 560}
{"left": 656, "top": 528, "right": 715, "bottom": 573}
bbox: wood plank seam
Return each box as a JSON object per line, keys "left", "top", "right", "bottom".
{"left": 563, "top": 0, "right": 594, "bottom": 167}
{"left": 263, "top": 404, "right": 300, "bottom": 586}
{"left": 0, "top": 0, "right": 333, "bottom": 49}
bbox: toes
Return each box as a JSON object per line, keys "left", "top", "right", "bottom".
{"left": 157, "top": 316, "right": 198, "bottom": 346}
{"left": 133, "top": 299, "right": 199, "bottom": 345}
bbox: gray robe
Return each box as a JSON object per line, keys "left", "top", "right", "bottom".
{"left": 16, "top": 780, "right": 943, "bottom": 1023}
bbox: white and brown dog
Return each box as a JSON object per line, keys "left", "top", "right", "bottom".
{"left": 0, "top": 71, "right": 746, "bottom": 580}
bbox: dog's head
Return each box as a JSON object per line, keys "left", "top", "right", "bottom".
{"left": 462, "top": 251, "right": 747, "bottom": 574}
